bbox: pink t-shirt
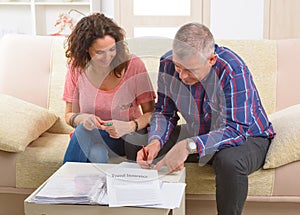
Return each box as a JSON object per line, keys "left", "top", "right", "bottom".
{"left": 63, "top": 55, "right": 156, "bottom": 121}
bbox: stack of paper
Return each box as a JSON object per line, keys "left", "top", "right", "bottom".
{"left": 31, "top": 162, "right": 186, "bottom": 209}
{"left": 33, "top": 173, "right": 106, "bottom": 204}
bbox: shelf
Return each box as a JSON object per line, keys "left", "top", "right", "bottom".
{"left": 0, "top": 2, "right": 31, "bottom": 5}
{"left": 0, "top": 0, "right": 99, "bottom": 36}
{"left": 34, "top": 2, "right": 90, "bottom": 6}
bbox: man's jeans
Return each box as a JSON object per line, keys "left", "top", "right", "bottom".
{"left": 162, "top": 125, "right": 271, "bottom": 215}
{"left": 211, "top": 136, "right": 270, "bottom": 215}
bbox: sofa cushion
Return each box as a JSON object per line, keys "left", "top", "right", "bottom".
{"left": 16, "top": 132, "right": 69, "bottom": 188}
{"left": 263, "top": 104, "right": 300, "bottom": 169}
{"left": 0, "top": 94, "right": 58, "bottom": 152}
{"left": 185, "top": 163, "right": 275, "bottom": 196}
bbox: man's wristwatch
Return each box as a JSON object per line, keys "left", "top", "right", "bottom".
{"left": 186, "top": 138, "right": 198, "bottom": 154}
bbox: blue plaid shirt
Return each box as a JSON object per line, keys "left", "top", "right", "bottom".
{"left": 148, "top": 44, "right": 275, "bottom": 157}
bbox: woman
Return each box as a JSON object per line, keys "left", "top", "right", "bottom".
{"left": 63, "top": 13, "right": 155, "bottom": 163}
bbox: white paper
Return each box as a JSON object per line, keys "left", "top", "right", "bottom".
{"left": 144, "top": 182, "right": 186, "bottom": 209}
{"left": 106, "top": 166, "right": 162, "bottom": 207}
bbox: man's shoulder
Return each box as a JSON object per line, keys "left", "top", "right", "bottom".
{"left": 215, "top": 44, "right": 247, "bottom": 70}
{"left": 215, "top": 44, "right": 239, "bottom": 59}
{"left": 160, "top": 50, "right": 173, "bottom": 62}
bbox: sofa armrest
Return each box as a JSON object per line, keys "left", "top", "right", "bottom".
{"left": 0, "top": 34, "right": 53, "bottom": 108}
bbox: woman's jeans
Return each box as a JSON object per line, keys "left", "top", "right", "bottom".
{"left": 63, "top": 124, "right": 149, "bottom": 164}
{"left": 63, "top": 124, "right": 127, "bottom": 163}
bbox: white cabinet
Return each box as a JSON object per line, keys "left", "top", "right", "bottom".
{"left": 0, "top": 0, "right": 100, "bottom": 36}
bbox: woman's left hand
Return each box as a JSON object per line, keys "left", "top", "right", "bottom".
{"left": 100, "top": 120, "right": 134, "bottom": 138}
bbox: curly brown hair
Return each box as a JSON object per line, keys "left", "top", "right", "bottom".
{"left": 65, "top": 13, "right": 130, "bottom": 77}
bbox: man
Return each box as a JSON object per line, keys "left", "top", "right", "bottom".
{"left": 137, "top": 23, "right": 275, "bottom": 215}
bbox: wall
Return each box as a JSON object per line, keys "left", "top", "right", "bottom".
{"left": 210, "top": 0, "right": 264, "bottom": 39}
{"left": 264, "top": 0, "right": 300, "bottom": 39}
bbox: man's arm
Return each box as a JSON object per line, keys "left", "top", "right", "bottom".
{"left": 148, "top": 53, "right": 180, "bottom": 147}
{"left": 192, "top": 66, "right": 256, "bottom": 158}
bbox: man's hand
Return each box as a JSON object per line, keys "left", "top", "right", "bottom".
{"left": 137, "top": 139, "right": 161, "bottom": 169}
{"left": 155, "top": 139, "right": 190, "bottom": 172}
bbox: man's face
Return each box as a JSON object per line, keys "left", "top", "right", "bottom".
{"left": 173, "top": 53, "right": 216, "bottom": 85}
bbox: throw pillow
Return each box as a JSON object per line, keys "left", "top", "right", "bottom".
{"left": 0, "top": 94, "right": 58, "bottom": 152}
{"left": 263, "top": 104, "right": 300, "bottom": 169}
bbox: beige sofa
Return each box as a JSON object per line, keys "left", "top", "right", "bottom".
{"left": 0, "top": 34, "right": 300, "bottom": 215}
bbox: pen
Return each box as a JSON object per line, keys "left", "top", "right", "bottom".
{"left": 103, "top": 122, "right": 113, "bottom": 126}
{"left": 142, "top": 146, "right": 148, "bottom": 161}
{"left": 142, "top": 146, "right": 153, "bottom": 168}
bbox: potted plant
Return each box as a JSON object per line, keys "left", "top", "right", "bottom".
{"left": 50, "top": 9, "right": 85, "bottom": 36}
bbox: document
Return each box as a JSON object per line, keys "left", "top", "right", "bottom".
{"left": 106, "top": 166, "right": 162, "bottom": 207}
{"left": 29, "top": 162, "right": 185, "bottom": 209}
{"left": 145, "top": 182, "right": 186, "bottom": 209}
{"left": 105, "top": 162, "right": 186, "bottom": 209}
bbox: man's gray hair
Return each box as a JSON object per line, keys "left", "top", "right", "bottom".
{"left": 173, "top": 23, "right": 215, "bottom": 62}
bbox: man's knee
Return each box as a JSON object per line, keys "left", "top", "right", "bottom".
{"left": 212, "top": 148, "right": 248, "bottom": 175}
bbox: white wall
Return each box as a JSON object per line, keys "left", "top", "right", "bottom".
{"left": 210, "top": 0, "right": 264, "bottom": 39}
{"left": 101, "top": 0, "right": 114, "bottom": 18}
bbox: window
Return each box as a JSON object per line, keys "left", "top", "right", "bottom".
{"left": 113, "top": 0, "right": 206, "bottom": 38}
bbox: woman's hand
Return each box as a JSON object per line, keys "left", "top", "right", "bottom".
{"left": 101, "top": 120, "right": 135, "bottom": 138}
{"left": 80, "top": 114, "right": 103, "bottom": 131}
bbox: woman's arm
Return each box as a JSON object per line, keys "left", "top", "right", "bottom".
{"left": 133, "top": 100, "right": 155, "bottom": 131}
{"left": 65, "top": 102, "right": 79, "bottom": 126}
{"left": 103, "top": 100, "right": 155, "bottom": 138}
{"left": 65, "top": 101, "right": 103, "bottom": 130}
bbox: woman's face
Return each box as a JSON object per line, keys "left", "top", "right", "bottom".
{"left": 88, "top": 35, "right": 117, "bottom": 68}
